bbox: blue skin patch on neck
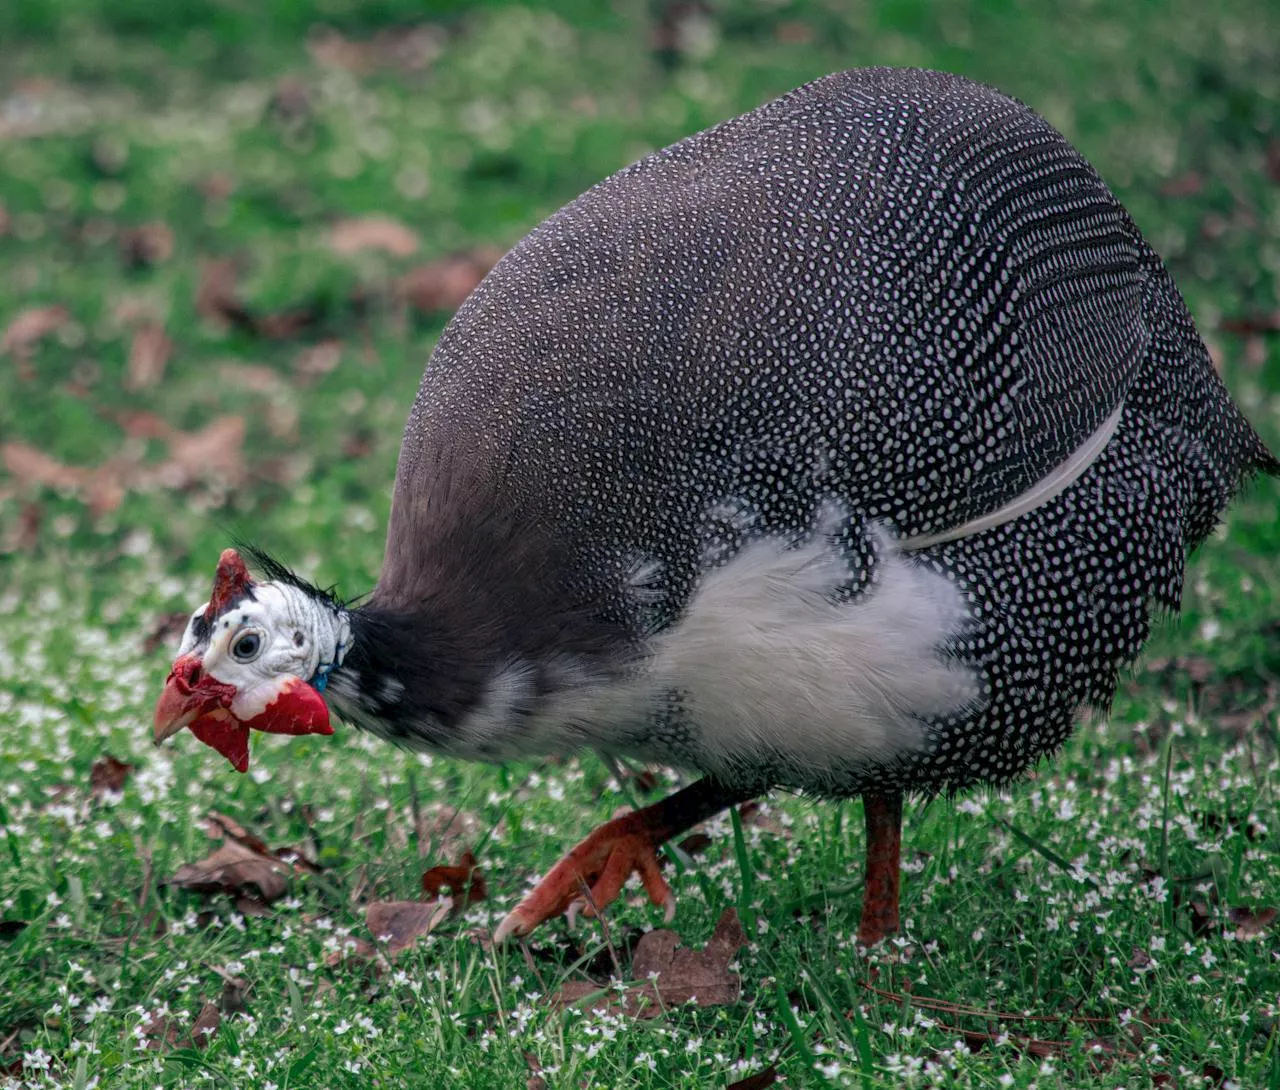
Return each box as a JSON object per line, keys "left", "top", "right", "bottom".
{"left": 311, "top": 662, "right": 335, "bottom": 692}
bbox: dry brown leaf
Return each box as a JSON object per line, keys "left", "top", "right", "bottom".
{"left": 7, "top": 411, "right": 243, "bottom": 512}
{"left": 203, "top": 811, "right": 267, "bottom": 851}
{"left": 294, "top": 340, "right": 343, "bottom": 382}
{"left": 156, "top": 415, "right": 246, "bottom": 489}
{"left": 727, "top": 1066, "right": 779, "bottom": 1090}
{"left": 1, "top": 442, "right": 129, "bottom": 516}
{"left": 1187, "top": 899, "right": 1215, "bottom": 937}
{"left": 142, "top": 1000, "right": 221, "bottom": 1052}
{"left": 2, "top": 441, "right": 84, "bottom": 491}
{"left": 167, "top": 838, "right": 293, "bottom": 903}
{"left": 421, "top": 849, "right": 487, "bottom": 909}
{"left": 632, "top": 907, "right": 746, "bottom": 1006}
{"left": 165, "top": 813, "right": 319, "bottom": 909}
{"left": 1159, "top": 172, "right": 1204, "bottom": 198}
{"left": 329, "top": 216, "right": 419, "bottom": 257}
{"left": 89, "top": 756, "right": 133, "bottom": 796}
{"left": 0, "top": 200, "right": 9, "bottom": 236}
{"left": 365, "top": 899, "right": 452, "bottom": 955}
{"left": 397, "top": 247, "right": 503, "bottom": 313}
{"left": 119, "top": 222, "right": 174, "bottom": 268}
{"left": 307, "top": 25, "right": 443, "bottom": 74}
{"left": 125, "top": 322, "right": 171, "bottom": 391}
{"left": 1221, "top": 310, "right": 1280, "bottom": 336}
{"left": 141, "top": 1012, "right": 181, "bottom": 1051}
{"left": 190, "top": 1002, "right": 221, "bottom": 1048}
{"left": 143, "top": 610, "right": 191, "bottom": 655}
{"left": 413, "top": 802, "right": 485, "bottom": 861}
{"left": 1, "top": 500, "right": 43, "bottom": 552}
{"left": 208, "top": 965, "right": 251, "bottom": 1014}
{"left": 195, "top": 259, "right": 254, "bottom": 331}
{"left": 1228, "top": 905, "right": 1277, "bottom": 939}
{"left": 199, "top": 174, "right": 236, "bottom": 203}
{"left": 1, "top": 305, "right": 68, "bottom": 356}
{"left": 553, "top": 908, "right": 746, "bottom": 1019}
{"left": 218, "top": 364, "right": 298, "bottom": 439}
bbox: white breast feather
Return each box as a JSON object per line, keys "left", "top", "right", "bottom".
{"left": 646, "top": 528, "right": 978, "bottom": 778}
{"left": 441, "top": 528, "right": 978, "bottom": 774}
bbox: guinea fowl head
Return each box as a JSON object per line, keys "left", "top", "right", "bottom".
{"left": 152, "top": 548, "right": 348, "bottom": 771}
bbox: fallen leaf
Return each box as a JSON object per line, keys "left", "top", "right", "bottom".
{"left": 398, "top": 247, "right": 503, "bottom": 313}
{"left": 167, "top": 838, "right": 293, "bottom": 904}
{"left": 1160, "top": 172, "right": 1204, "bottom": 198}
{"left": 141, "top": 1012, "right": 181, "bottom": 1051}
{"left": 164, "top": 813, "right": 319, "bottom": 910}
{"left": 199, "top": 174, "right": 236, "bottom": 203}
{"left": 1187, "top": 900, "right": 1215, "bottom": 937}
{"left": 1221, "top": 310, "right": 1280, "bottom": 336}
{"left": 677, "top": 832, "right": 714, "bottom": 856}
{"left": 553, "top": 908, "right": 746, "bottom": 1019}
{"left": 269, "top": 77, "right": 313, "bottom": 126}
{"left": 632, "top": 907, "right": 746, "bottom": 1007}
{"left": 1228, "top": 905, "right": 1277, "bottom": 939}
{"left": 195, "top": 258, "right": 255, "bottom": 332}
{"left": 421, "top": 849, "right": 487, "bottom": 910}
{"left": 254, "top": 305, "right": 322, "bottom": 340}
{"left": 89, "top": 755, "right": 133, "bottom": 796}
{"left": 142, "top": 610, "right": 190, "bottom": 654}
{"left": 119, "top": 222, "right": 174, "bottom": 268}
{"left": 365, "top": 899, "right": 452, "bottom": 955}
{"left": 195, "top": 258, "right": 326, "bottom": 341}
{"left": 1, "top": 500, "right": 43, "bottom": 552}
{"left": 307, "top": 25, "right": 443, "bottom": 74}
{"left": 329, "top": 216, "right": 419, "bottom": 257}
{"left": 1126, "top": 947, "right": 1152, "bottom": 971}
{"left": 322, "top": 933, "right": 384, "bottom": 973}
{"left": 1, "top": 442, "right": 129, "bottom": 516}
{"left": 2, "top": 441, "right": 83, "bottom": 491}
{"left": 125, "top": 322, "right": 171, "bottom": 390}
{"left": 294, "top": 340, "right": 343, "bottom": 382}
{"left": 727, "top": 1066, "right": 779, "bottom": 1090}
{"left": 523, "top": 1050, "right": 545, "bottom": 1090}
{"left": 1, "top": 305, "right": 68, "bottom": 357}
{"left": 0, "top": 200, "right": 9, "bottom": 235}
{"left": 142, "top": 1000, "right": 221, "bottom": 1052}
{"left": 190, "top": 1002, "right": 220, "bottom": 1048}
{"left": 208, "top": 966, "right": 251, "bottom": 1014}
{"left": 413, "top": 802, "right": 485, "bottom": 861}
{"left": 155, "top": 415, "right": 246, "bottom": 490}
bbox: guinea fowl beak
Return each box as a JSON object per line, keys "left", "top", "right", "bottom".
{"left": 152, "top": 653, "right": 252, "bottom": 771}
{"left": 153, "top": 654, "right": 231, "bottom": 742}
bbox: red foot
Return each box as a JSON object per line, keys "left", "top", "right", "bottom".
{"left": 495, "top": 810, "right": 674, "bottom": 942}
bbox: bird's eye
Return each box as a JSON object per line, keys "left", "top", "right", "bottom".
{"left": 231, "top": 629, "right": 264, "bottom": 663}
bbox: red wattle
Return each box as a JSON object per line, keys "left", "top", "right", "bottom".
{"left": 242, "top": 677, "right": 334, "bottom": 738}
{"left": 190, "top": 712, "right": 251, "bottom": 773}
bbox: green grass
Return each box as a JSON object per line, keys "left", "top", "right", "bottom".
{"left": 2, "top": 1, "right": 1279, "bottom": 1086}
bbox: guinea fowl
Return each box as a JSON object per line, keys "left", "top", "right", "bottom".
{"left": 153, "top": 67, "right": 1279, "bottom": 946}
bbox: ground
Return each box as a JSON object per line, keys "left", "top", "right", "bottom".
{"left": 1, "top": 1, "right": 1279, "bottom": 1087}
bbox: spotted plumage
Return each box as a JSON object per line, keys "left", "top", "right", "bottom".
{"left": 364, "top": 66, "right": 1275, "bottom": 794}
{"left": 155, "top": 66, "right": 1277, "bottom": 944}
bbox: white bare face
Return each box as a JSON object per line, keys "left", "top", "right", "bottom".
{"left": 179, "top": 583, "right": 351, "bottom": 720}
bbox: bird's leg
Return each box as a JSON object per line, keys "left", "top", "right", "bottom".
{"left": 857, "top": 790, "right": 904, "bottom": 946}
{"left": 495, "top": 776, "right": 754, "bottom": 942}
